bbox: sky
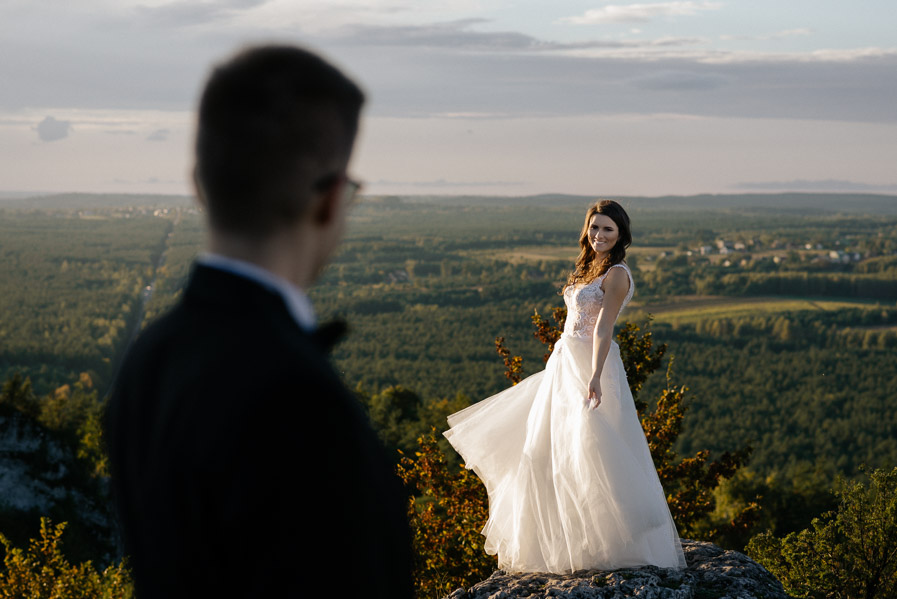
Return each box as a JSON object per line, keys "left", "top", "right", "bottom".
{"left": 1, "top": 0, "right": 895, "bottom": 198}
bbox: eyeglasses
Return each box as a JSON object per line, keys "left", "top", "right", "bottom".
{"left": 342, "top": 177, "right": 362, "bottom": 207}
{"left": 314, "top": 172, "right": 363, "bottom": 207}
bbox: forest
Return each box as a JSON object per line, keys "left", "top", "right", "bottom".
{"left": 0, "top": 191, "right": 895, "bottom": 596}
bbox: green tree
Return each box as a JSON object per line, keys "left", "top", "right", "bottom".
{"left": 2, "top": 372, "right": 109, "bottom": 479}
{"left": 360, "top": 385, "right": 471, "bottom": 466}
{"left": 0, "top": 372, "right": 40, "bottom": 418}
{"left": 76, "top": 407, "right": 109, "bottom": 478}
{"left": 747, "top": 467, "right": 897, "bottom": 599}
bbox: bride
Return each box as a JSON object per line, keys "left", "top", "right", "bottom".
{"left": 444, "top": 200, "right": 686, "bottom": 573}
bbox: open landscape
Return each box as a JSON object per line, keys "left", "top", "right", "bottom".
{"left": 1, "top": 191, "right": 896, "bottom": 594}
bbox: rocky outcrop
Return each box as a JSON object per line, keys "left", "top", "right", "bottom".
{"left": 446, "top": 540, "right": 793, "bottom": 599}
{"left": 0, "top": 404, "right": 115, "bottom": 562}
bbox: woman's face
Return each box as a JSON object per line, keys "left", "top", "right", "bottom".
{"left": 587, "top": 213, "right": 619, "bottom": 258}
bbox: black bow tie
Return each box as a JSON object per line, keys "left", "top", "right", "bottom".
{"left": 311, "top": 318, "right": 348, "bottom": 353}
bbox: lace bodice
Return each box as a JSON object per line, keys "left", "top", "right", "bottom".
{"left": 562, "top": 263, "right": 634, "bottom": 339}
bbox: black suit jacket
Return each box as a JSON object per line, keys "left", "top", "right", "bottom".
{"left": 105, "top": 265, "right": 413, "bottom": 598}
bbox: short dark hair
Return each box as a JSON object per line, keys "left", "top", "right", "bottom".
{"left": 195, "top": 45, "right": 365, "bottom": 236}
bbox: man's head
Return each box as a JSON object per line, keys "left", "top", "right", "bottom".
{"left": 194, "top": 45, "right": 365, "bottom": 239}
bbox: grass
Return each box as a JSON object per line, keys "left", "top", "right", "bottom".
{"left": 627, "top": 296, "right": 884, "bottom": 325}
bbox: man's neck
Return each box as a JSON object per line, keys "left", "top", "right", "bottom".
{"left": 206, "top": 224, "right": 320, "bottom": 290}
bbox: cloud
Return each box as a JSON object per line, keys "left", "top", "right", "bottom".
{"left": 2, "top": 10, "right": 895, "bottom": 127}
{"left": 112, "top": 176, "right": 179, "bottom": 185}
{"left": 331, "top": 19, "right": 708, "bottom": 54}
{"left": 734, "top": 179, "right": 897, "bottom": 192}
{"left": 326, "top": 20, "right": 714, "bottom": 65}
{"left": 629, "top": 69, "right": 728, "bottom": 90}
{"left": 560, "top": 2, "right": 722, "bottom": 25}
{"left": 430, "top": 112, "right": 510, "bottom": 119}
{"left": 774, "top": 28, "right": 812, "bottom": 39}
{"left": 134, "top": 0, "right": 271, "bottom": 27}
{"left": 334, "top": 19, "right": 637, "bottom": 52}
{"left": 347, "top": 42, "right": 897, "bottom": 123}
{"left": 35, "top": 116, "right": 72, "bottom": 142}
{"left": 742, "top": 29, "right": 812, "bottom": 41}
{"left": 372, "top": 178, "right": 526, "bottom": 188}
{"left": 146, "top": 128, "right": 169, "bottom": 141}
{"left": 720, "top": 29, "right": 813, "bottom": 42}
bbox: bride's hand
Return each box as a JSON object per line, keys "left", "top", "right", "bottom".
{"left": 586, "top": 374, "right": 602, "bottom": 410}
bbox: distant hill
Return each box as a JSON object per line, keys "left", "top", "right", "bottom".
{"left": 2, "top": 190, "right": 895, "bottom": 214}
{"left": 1, "top": 192, "right": 195, "bottom": 211}
{"left": 623, "top": 192, "right": 897, "bottom": 215}
{"left": 389, "top": 192, "right": 897, "bottom": 214}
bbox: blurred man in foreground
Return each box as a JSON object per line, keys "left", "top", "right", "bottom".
{"left": 106, "top": 45, "right": 413, "bottom": 598}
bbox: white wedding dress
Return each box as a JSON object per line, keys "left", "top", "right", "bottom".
{"left": 444, "top": 263, "right": 686, "bottom": 573}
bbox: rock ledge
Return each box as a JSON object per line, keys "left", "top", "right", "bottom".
{"left": 446, "top": 540, "right": 793, "bottom": 599}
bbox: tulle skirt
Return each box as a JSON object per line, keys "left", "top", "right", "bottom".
{"left": 444, "top": 334, "right": 686, "bottom": 573}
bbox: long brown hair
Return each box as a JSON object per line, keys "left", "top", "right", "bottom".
{"left": 565, "top": 199, "right": 632, "bottom": 289}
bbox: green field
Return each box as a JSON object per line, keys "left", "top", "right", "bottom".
{"left": 629, "top": 296, "right": 888, "bottom": 325}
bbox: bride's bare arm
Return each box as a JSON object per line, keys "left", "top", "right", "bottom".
{"left": 586, "top": 267, "right": 630, "bottom": 409}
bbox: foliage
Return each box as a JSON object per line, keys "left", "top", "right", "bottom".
{"left": 359, "top": 385, "right": 471, "bottom": 467}
{"left": 0, "top": 211, "right": 172, "bottom": 394}
{"left": 614, "top": 319, "right": 666, "bottom": 409}
{"left": 396, "top": 433, "right": 495, "bottom": 599}
{"left": 706, "top": 467, "right": 838, "bottom": 551}
{"left": 530, "top": 306, "right": 566, "bottom": 362}
{"left": 75, "top": 407, "right": 109, "bottom": 479}
{"left": 1, "top": 372, "right": 40, "bottom": 418}
{"left": 638, "top": 361, "right": 756, "bottom": 541}
{"left": 637, "top": 319, "right": 897, "bottom": 481}
{"left": 1, "top": 372, "right": 109, "bottom": 478}
{"left": 747, "top": 467, "right": 897, "bottom": 599}
{"left": 0, "top": 374, "right": 114, "bottom": 565}
{"left": 493, "top": 337, "right": 523, "bottom": 385}
{"left": 0, "top": 518, "right": 132, "bottom": 599}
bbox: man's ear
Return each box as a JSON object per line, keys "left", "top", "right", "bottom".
{"left": 311, "top": 178, "right": 342, "bottom": 226}
{"left": 192, "top": 166, "right": 208, "bottom": 211}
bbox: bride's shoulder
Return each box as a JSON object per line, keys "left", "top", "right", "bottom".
{"left": 610, "top": 261, "right": 632, "bottom": 274}
{"left": 602, "top": 264, "right": 630, "bottom": 285}
{"left": 600, "top": 263, "right": 634, "bottom": 300}
{"left": 601, "top": 262, "right": 632, "bottom": 280}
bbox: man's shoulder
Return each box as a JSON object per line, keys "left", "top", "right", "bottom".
{"left": 112, "top": 263, "right": 346, "bottom": 416}
{"left": 128, "top": 267, "right": 299, "bottom": 350}
{"left": 108, "top": 291, "right": 347, "bottom": 445}
{"left": 125, "top": 298, "right": 320, "bottom": 378}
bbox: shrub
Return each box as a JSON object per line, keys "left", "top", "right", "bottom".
{"left": 747, "top": 467, "right": 897, "bottom": 599}
{"left": 0, "top": 518, "right": 133, "bottom": 599}
{"left": 396, "top": 433, "right": 495, "bottom": 598}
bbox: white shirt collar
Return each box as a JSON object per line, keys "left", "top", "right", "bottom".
{"left": 196, "top": 252, "right": 317, "bottom": 331}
